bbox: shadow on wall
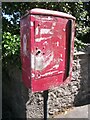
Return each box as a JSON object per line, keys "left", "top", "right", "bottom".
{"left": 2, "top": 66, "right": 28, "bottom": 119}
{"left": 73, "top": 51, "right": 90, "bottom": 107}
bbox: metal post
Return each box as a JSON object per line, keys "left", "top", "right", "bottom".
{"left": 43, "top": 90, "right": 48, "bottom": 120}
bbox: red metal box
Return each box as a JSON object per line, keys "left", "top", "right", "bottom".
{"left": 20, "top": 8, "right": 76, "bottom": 92}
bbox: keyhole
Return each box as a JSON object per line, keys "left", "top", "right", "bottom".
{"left": 36, "top": 50, "right": 41, "bottom": 55}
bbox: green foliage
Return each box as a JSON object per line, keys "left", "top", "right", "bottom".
{"left": 2, "top": 32, "right": 20, "bottom": 57}
{"left": 74, "top": 38, "right": 87, "bottom": 52}
{"left": 2, "top": 32, "right": 20, "bottom": 68}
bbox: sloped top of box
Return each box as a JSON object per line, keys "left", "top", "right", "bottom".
{"left": 30, "top": 8, "right": 76, "bottom": 20}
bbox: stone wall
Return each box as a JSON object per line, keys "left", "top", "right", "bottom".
{"left": 2, "top": 49, "right": 90, "bottom": 119}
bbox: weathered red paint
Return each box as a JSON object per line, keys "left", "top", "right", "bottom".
{"left": 20, "top": 8, "right": 76, "bottom": 92}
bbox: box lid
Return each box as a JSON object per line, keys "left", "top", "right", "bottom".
{"left": 30, "top": 8, "right": 76, "bottom": 20}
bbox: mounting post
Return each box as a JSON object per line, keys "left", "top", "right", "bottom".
{"left": 43, "top": 90, "right": 48, "bottom": 120}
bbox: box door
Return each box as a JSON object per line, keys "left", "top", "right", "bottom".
{"left": 31, "top": 19, "right": 67, "bottom": 79}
